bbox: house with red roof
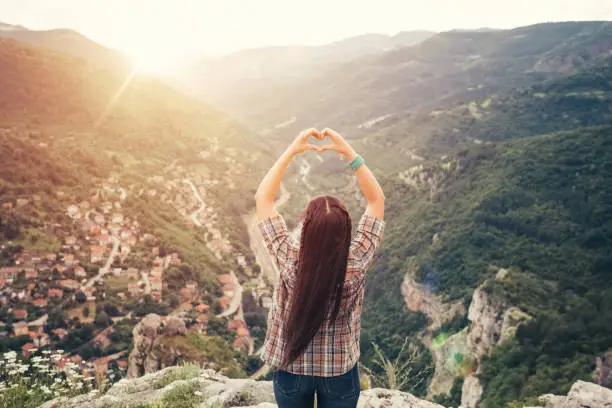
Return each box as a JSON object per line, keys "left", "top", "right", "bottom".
{"left": 24, "top": 268, "right": 38, "bottom": 280}
{"left": 22, "top": 342, "right": 37, "bottom": 358}
{"left": 32, "top": 298, "right": 48, "bottom": 308}
{"left": 195, "top": 303, "right": 209, "bottom": 313}
{"left": 48, "top": 288, "right": 64, "bottom": 299}
{"left": 90, "top": 246, "right": 105, "bottom": 263}
{"left": 218, "top": 274, "right": 233, "bottom": 285}
{"left": 196, "top": 314, "right": 209, "bottom": 324}
{"left": 232, "top": 336, "right": 252, "bottom": 353}
{"left": 13, "top": 321, "right": 29, "bottom": 336}
{"left": 12, "top": 309, "right": 28, "bottom": 320}
{"left": 74, "top": 266, "right": 87, "bottom": 278}
{"left": 63, "top": 254, "right": 74, "bottom": 265}
{"left": 0, "top": 267, "right": 19, "bottom": 283}
{"left": 59, "top": 280, "right": 80, "bottom": 290}
{"left": 228, "top": 319, "right": 247, "bottom": 331}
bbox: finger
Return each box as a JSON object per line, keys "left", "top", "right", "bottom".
{"left": 300, "top": 128, "right": 321, "bottom": 141}
{"left": 318, "top": 144, "right": 342, "bottom": 153}
{"left": 322, "top": 128, "right": 341, "bottom": 143}
{"left": 304, "top": 144, "right": 320, "bottom": 152}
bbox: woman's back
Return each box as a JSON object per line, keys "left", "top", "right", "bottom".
{"left": 258, "top": 211, "right": 385, "bottom": 377}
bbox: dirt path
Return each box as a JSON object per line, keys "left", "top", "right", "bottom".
{"left": 216, "top": 270, "right": 244, "bottom": 319}
{"left": 184, "top": 179, "right": 205, "bottom": 227}
{"left": 84, "top": 237, "right": 120, "bottom": 288}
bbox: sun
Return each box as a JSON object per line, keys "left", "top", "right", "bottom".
{"left": 128, "top": 50, "right": 176, "bottom": 76}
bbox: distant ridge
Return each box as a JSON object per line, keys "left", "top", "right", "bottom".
{"left": 0, "top": 22, "right": 130, "bottom": 69}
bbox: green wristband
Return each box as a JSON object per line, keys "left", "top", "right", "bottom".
{"left": 349, "top": 155, "right": 364, "bottom": 171}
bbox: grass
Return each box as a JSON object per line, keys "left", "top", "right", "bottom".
{"left": 159, "top": 381, "right": 202, "bottom": 408}
{"left": 65, "top": 301, "right": 97, "bottom": 321}
{"left": 14, "top": 228, "right": 61, "bottom": 253}
{"left": 154, "top": 364, "right": 201, "bottom": 389}
{"left": 106, "top": 275, "right": 136, "bottom": 290}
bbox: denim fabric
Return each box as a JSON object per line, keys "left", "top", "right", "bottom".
{"left": 273, "top": 364, "right": 360, "bottom": 408}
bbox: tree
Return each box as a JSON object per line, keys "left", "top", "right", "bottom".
{"left": 46, "top": 308, "right": 67, "bottom": 331}
{"left": 95, "top": 311, "right": 110, "bottom": 328}
{"left": 75, "top": 291, "right": 87, "bottom": 303}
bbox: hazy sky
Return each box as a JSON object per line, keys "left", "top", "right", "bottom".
{"left": 1, "top": 0, "right": 611, "bottom": 60}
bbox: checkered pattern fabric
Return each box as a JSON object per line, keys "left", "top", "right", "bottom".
{"left": 257, "top": 212, "right": 385, "bottom": 377}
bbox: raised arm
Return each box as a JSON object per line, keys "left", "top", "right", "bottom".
{"left": 255, "top": 128, "right": 322, "bottom": 221}
{"left": 321, "top": 128, "right": 385, "bottom": 219}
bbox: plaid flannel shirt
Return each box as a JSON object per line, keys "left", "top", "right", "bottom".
{"left": 257, "top": 212, "right": 385, "bottom": 377}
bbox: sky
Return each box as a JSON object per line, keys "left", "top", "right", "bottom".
{"left": 1, "top": 0, "right": 611, "bottom": 64}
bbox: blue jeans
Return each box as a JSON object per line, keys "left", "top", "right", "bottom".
{"left": 273, "top": 364, "right": 360, "bottom": 408}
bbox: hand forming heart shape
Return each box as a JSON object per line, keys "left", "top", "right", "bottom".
{"left": 290, "top": 128, "right": 351, "bottom": 158}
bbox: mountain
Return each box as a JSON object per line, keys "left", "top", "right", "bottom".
{"left": 356, "top": 51, "right": 612, "bottom": 173}
{"left": 171, "top": 30, "right": 435, "bottom": 120}
{"left": 0, "top": 36, "right": 274, "bottom": 386}
{"left": 264, "top": 21, "right": 612, "bottom": 408}
{"left": 220, "top": 21, "right": 611, "bottom": 135}
{"left": 0, "top": 22, "right": 130, "bottom": 69}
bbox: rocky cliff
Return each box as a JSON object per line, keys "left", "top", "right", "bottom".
{"left": 460, "top": 270, "right": 534, "bottom": 408}
{"left": 37, "top": 366, "right": 611, "bottom": 408}
{"left": 411, "top": 268, "right": 532, "bottom": 401}
{"left": 126, "top": 313, "right": 244, "bottom": 379}
{"left": 595, "top": 350, "right": 612, "bottom": 388}
{"left": 39, "top": 366, "right": 445, "bottom": 408}
{"left": 128, "top": 314, "right": 189, "bottom": 378}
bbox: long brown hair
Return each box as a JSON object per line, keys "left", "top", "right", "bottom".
{"left": 281, "top": 195, "right": 352, "bottom": 368}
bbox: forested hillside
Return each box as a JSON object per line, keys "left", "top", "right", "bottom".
{"left": 360, "top": 127, "right": 612, "bottom": 406}
{"left": 0, "top": 36, "right": 274, "bottom": 390}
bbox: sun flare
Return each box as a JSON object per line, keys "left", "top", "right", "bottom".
{"left": 128, "top": 50, "right": 177, "bottom": 75}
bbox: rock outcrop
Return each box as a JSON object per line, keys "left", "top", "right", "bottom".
{"left": 461, "top": 374, "right": 483, "bottom": 408}
{"left": 127, "top": 313, "right": 187, "bottom": 378}
{"left": 38, "top": 366, "right": 445, "bottom": 408}
{"left": 401, "top": 272, "right": 466, "bottom": 333}
{"left": 536, "top": 380, "right": 612, "bottom": 408}
{"left": 427, "top": 328, "right": 469, "bottom": 397}
{"left": 594, "top": 350, "right": 612, "bottom": 388}
{"left": 457, "top": 270, "right": 533, "bottom": 407}
{"left": 37, "top": 367, "right": 612, "bottom": 408}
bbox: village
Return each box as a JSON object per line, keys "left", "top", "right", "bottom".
{"left": 0, "top": 140, "right": 275, "bottom": 380}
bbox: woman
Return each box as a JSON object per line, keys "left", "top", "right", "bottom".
{"left": 255, "top": 128, "right": 385, "bottom": 408}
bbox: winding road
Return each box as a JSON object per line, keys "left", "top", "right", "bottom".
{"left": 300, "top": 159, "right": 314, "bottom": 191}
{"left": 84, "top": 237, "right": 120, "bottom": 288}
{"left": 215, "top": 270, "right": 244, "bottom": 320}
{"left": 242, "top": 183, "right": 290, "bottom": 286}
{"left": 184, "top": 179, "right": 205, "bottom": 227}
{"left": 29, "top": 224, "right": 120, "bottom": 327}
